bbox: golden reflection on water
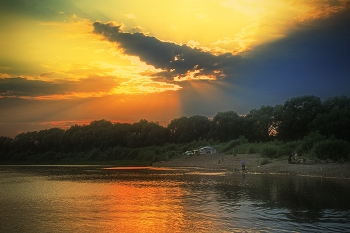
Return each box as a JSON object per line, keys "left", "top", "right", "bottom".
{"left": 97, "top": 167, "right": 220, "bottom": 232}
{"left": 105, "top": 181, "right": 186, "bottom": 232}
{"left": 97, "top": 175, "right": 222, "bottom": 232}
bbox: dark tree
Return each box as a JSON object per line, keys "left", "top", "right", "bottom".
{"left": 2, "top": 94, "right": 350, "bottom": 164}
{"left": 0, "top": 136, "right": 13, "bottom": 161}
{"left": 168, "top": 115, "right": 211, "bottom": 143}
{"left": 245, "top": 105, "right": 276, "bottom": 142}
{"left": 127, "top": 119, "right": 169, "bottom": 147}
{"left": 209, "top": 111, "right": 243, "bottom": 142}
{"left": 310, "top": 95, "right": 350, "bottom": 141}
{"left": 322, "top": 95, "right": 350, "bottom": 112}
{"left": 12, "top": 131, "right": 38, "bottom": 154}
{"left": 35, "top": 128, "right": 65, "bottom": 152}
{"left": 113, "top": 122, "right": 133, "bottom": 147}
{"left": 277, "top": 95, "right": 322, "bottom": 141}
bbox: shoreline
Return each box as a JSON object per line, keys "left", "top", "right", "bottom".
{"left": 152, "top": 153, "right": 350, "bottom": 179}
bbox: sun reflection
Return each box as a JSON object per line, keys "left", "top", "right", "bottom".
{"left": 103, "top": 180, "right": 186, "bottom": 232}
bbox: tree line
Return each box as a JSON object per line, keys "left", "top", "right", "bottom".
{"left": 0, "top": 95, "right": 349, "bottom": 163}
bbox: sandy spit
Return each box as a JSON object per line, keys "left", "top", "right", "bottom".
{"left": 152, "top": 153, "right": 350, "bottom": 179}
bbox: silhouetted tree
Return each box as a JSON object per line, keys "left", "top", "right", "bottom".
{"left": 277, "top": 95, "right": 322, "bottom": 141}
{"left": 245, "top": 105, "right": 276, "bottom": 142}
{"left": 310, "top": 95, "right": 350, "bottom": 141}
{"left": 0, "top": 136, "right": 13, "bottom": 161}
{"left": 209, "top": 111, "right": 243, "bottom": 142}
{"left": 168, "top": 115, "right": 210, "bottom": 143}
{"left": 1, "top": 94, "right": 350, "bottom": 164}
{"left": 35, "top": 128, "right": 64, "bottom": 152}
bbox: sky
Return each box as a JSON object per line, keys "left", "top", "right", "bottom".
{"left": 1, "top": 0, "right": 350, "bottom": 138}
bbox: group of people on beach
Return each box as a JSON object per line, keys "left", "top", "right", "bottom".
{"left": 288, "top": 153, "right": 298, "bottom": 164}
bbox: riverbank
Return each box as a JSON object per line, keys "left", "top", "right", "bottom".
{"left": 152, "top": 153, "right": 350, "bottom": 179}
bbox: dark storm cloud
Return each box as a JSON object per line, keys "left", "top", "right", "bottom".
{"left": 0, "top": 76, "right": 119, "bottom": 98}
{"left": 227, "top": 5, "right": 350, "bottom": 108}
{"left": 0, "top": 77, "right": 67, "bottom": 97}
{"left": 93, "top": 22, "right": 241, "bottom": 80}
{"left": 175, "top": 5, "right": 350, "bottom": 116}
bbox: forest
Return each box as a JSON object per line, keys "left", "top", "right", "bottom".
{"left": 1, "top": 95, "right": 350, "bottom": 165}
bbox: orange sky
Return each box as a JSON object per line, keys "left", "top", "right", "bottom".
{"left": 1, "top": 0, "right": 349, "bottom": 137}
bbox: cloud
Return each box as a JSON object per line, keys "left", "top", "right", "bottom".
{"left": 0, "top": 0, "right": 76, "bottom": 21}
{"left": 0, "top": 77, "right": 66, "bottom": 97}
{"left": 230, "top": 5, "right": 350, "bottom": 102}
{"left": 93, "top": 22, "right": 242, "bottom": 81}
{"left": 0, "top": 76, "right": 120, "bottom": 99}
{"left": 126, "top": 13, "right": 136, "bottom": 19}
{"left": 39, "top": 72, "right": 55, "bottom": 77}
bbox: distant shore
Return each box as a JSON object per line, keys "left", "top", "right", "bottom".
{"left": 152, "top": 153, "right": 350, "bottom": 179}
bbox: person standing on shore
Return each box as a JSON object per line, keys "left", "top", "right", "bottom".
{"left": 241, "top": 159, "right": 246, "bottom": 171}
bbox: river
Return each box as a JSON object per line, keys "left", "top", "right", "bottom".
{"left": 1, "top": 165, "right": 349, "bottom": 233}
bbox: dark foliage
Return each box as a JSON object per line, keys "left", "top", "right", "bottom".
{"left": 1, "top": 95, "right": 349, "bottom": 164}
{"left": 312, "top": 139, "right": 350, "bottom": 161}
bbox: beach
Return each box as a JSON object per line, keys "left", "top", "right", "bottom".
{"left": 153, "top": 153, "right": 350, "bottom": 179}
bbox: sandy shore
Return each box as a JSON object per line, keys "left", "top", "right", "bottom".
{"left": 152, "top": 153, "right": 350, "bottom": 179}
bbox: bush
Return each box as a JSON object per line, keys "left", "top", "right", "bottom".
{"left": 276, "top": 141, "right": 299, "bottom": 157}
{"left": 164, "top": 143, "right": 176, "bottom": 151}
{"left": 168, "top": 150, "right": 177, "bottom": 158}
{"left": 126, "top": 148, "right": 141, "bottom": 160}
{"left": 260, "top": 158, "right": 270, "bottom": 165}
{"left": 247, "top": 144, "right": 259, "bottom": 154}
{"left": 312, "top": 139, "right": 350, "bottom": 161}
{"left": 296, "top": 132, "right": 326, "bottom": 156}
{"left": 88, "top": 147, "right": 101, "bottom": 160}
{"left": 139, "top": 150, "right": 155, "bottom": 162}
{"left": 230, "top": 143, "right": 250, "bottom": 155}
{"left": 260, "top": 144, "right": 278, "bottom": 158}
{"left": 220, "top": 136, "right": 249, "bottom": 154}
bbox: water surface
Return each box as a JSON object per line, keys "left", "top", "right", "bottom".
{"left": 1, "top": 165, "right": 349, "bottom": 232}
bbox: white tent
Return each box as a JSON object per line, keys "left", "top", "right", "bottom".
{"left": 198, "top": 146, "right": 216, "bottom": 154}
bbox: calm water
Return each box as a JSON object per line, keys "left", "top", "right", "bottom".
{"left": 1, "top": 166, "right": 349, "bottom": 233}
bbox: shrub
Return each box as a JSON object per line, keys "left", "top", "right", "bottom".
{"left": 312, "top": 139, "right": 350, "bottom": 161}
{"left": 140, "top": 150, "right": 155, "bottom": 162}
{"left": 260, "top": 144, "right": 278, "bottom": 158}
{"left": 260, "top": 158, "right": 270, "bottom": 165}
{"left": 126, "top": 148, "right": 141, "bottom": 160}
{"left": 112, "top": 146, "right": 130, "bottom": 160}
{"left": 87, "top": 147, "right": 101, "bottom": 160}
{"left": 247, "top": 144, "right": 258, "bottom": 154}
{"left": 225, "top": 136, "right": 248, "bottom": 151}
{"left": 296, "top": 131, "right": 326, "bottom": 156}
{"left": 168, "top": 150, "right": 177, "bottom": 158}
{"left": 277, "top": 141, "right": 299, "bottom": 157}
{"left": 231, "top": 143, "right": 249, "bottom": 155}
{"left": 164, "top": 143, "right": 176, "bottom": 151}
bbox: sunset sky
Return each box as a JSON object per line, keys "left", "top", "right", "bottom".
{"left": 1, "top": 0, "right": 350, "bottom": 138}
